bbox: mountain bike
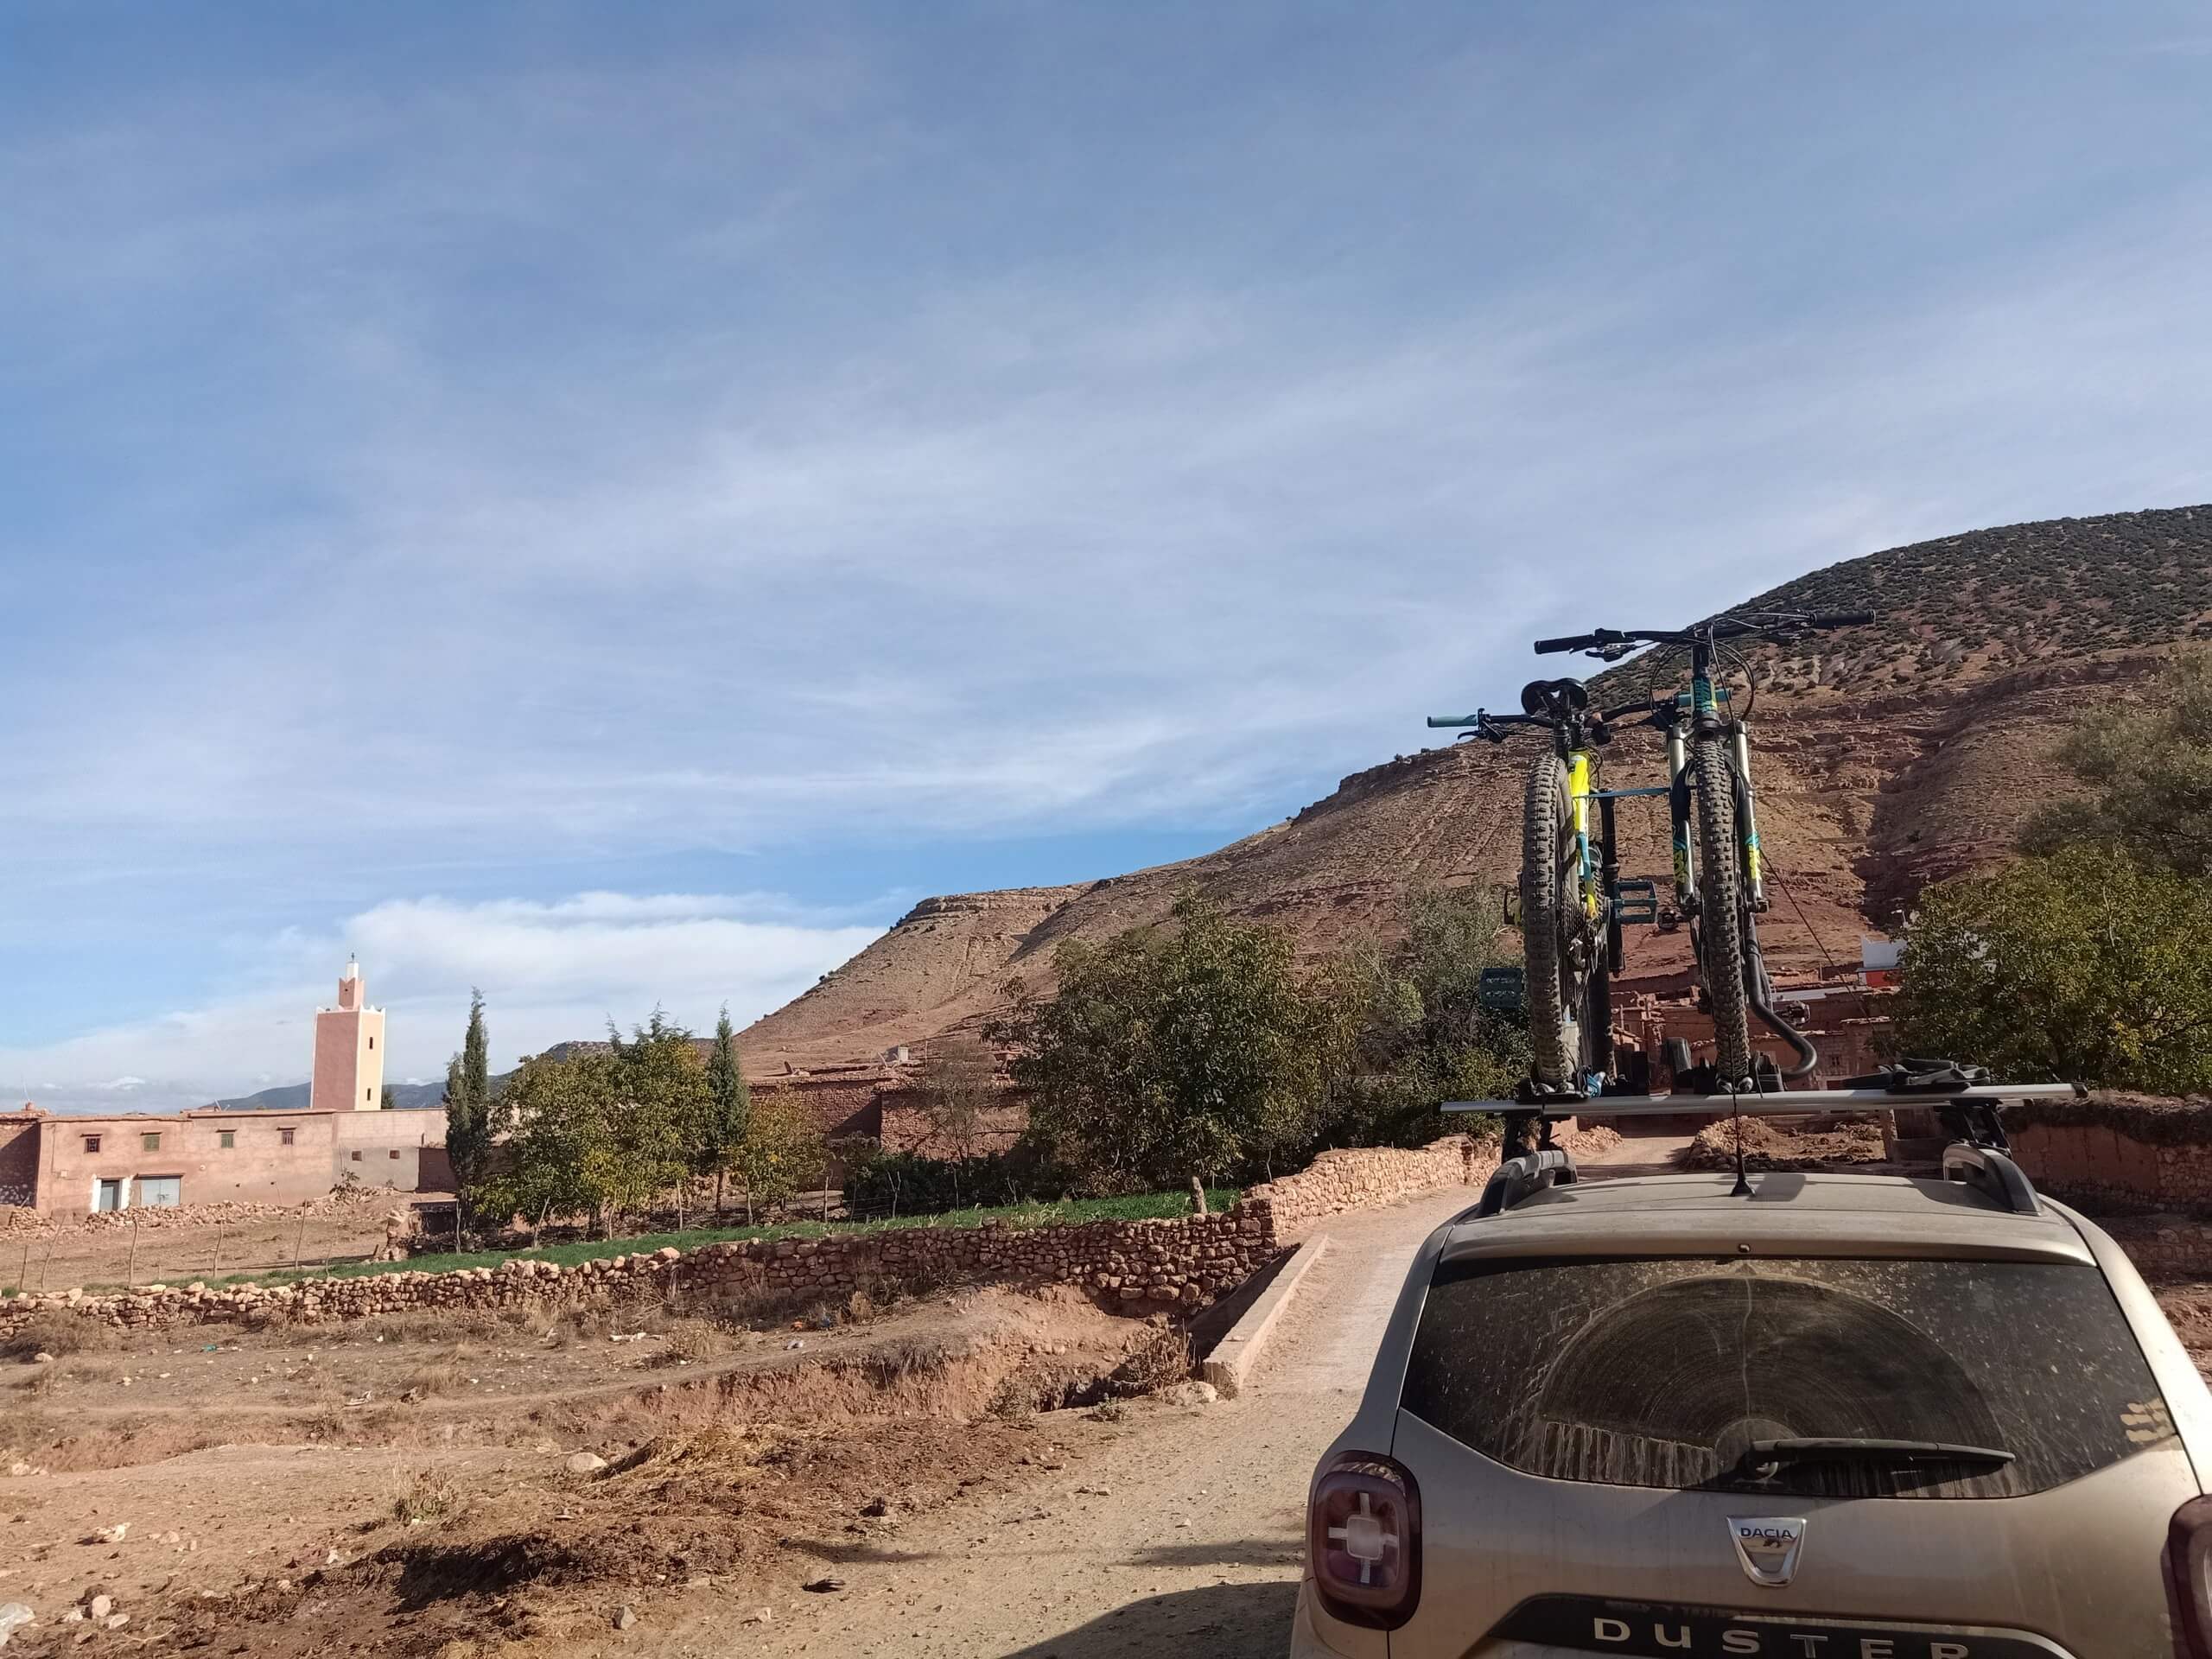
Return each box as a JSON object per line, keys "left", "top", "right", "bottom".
{"left": 1533, "top": 607, "right": 1873, "bottom": 1086}
{"left": 1427, "top": 678, "right": 1651, "bottom": 1095}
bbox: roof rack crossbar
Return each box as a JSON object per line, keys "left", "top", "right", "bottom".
{"left": 1444, "top": 1082, "right": 2080, "bottom": 1121}
{"left": 1475, "top": 1148, "right": 1578, "bottom": 1217}
{"left": 1940, "top": 1142, "right": 2040, "bottom": 1216}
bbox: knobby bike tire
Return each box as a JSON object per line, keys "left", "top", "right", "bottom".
{"left": 1521, "top": 751, "right": 1581, "bottom": 1090}
{"left": 1692, "top": 734, "right": 1753, "bottom": 1082}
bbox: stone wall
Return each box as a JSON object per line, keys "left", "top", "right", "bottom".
{"left": 0, "top": 1209, "right": 1279, "bottom": 1342}
{"left": 1238, "top": 1135, "right": 1497, "bottom": 1236}
{"left": 0, "top": 1135, "right": 1499, "bottom": 1344}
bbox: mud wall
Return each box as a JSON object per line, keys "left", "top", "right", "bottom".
{"left": 2006, "top": 1095, "right": 2212, "bottom": 1212}
{"left": 0, "top": 1116, "right": 36, "bottom": 1209}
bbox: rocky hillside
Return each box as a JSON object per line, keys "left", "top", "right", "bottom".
{"left": 743, "top": 505, "right": 2212, "bottom": 1069}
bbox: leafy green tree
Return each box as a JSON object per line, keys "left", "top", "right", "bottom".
{"left": 992, "top": 891, "right": 1348, "bottom": 1192}
{"left": 1897, "top": 844, "right": 2212, "bottom": 1092}
{"left": 703, "top": 1005, "right": 752, "bottom": 1217}
{"left": 480, "top": 1048, "right": 620, "bottom": 1238}
{"left": 731, "top": 1088, "right": 824, "bottom": 1220}
{"left": 1325, "top": 887, "right": 1529, "bottom": 1145}
{"left": 442, "top": 990, "right": 495, "bottom": 1232}
{"left": 2018, "top": 652, "right": 2212, "bottom": 875}
{"left": 606, "top": 1008, "right": 709, "bottom": 1227}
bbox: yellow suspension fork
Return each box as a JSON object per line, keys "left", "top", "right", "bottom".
{"left": 1567, "top": 749, "right": 1599, "bottom": 918}
{"left": 1732, "top": 723, "right": 1767, "bottom": 910}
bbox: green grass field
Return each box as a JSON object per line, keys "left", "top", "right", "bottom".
{"left": 134, "top": 1186, "right": 1242, "bottom": 1294}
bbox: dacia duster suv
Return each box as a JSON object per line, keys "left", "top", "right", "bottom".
{"left": 1293, "top": 1143, "right": 2212, "bottom": 1658}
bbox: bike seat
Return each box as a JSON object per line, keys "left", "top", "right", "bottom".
{"left": 1519, "top": 677, "right": 1589, "bottom": 716}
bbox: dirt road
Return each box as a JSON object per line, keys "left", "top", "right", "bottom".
{"left": 640, "top": 1186, "right": 1478, "bottom": 1659}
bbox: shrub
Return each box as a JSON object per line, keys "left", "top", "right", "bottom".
{"left": 1, "top": 1313, "right": 115, "bottom": 1361}
{"left": 839, "top": 1141, "right": 1065, "bottom": 1218}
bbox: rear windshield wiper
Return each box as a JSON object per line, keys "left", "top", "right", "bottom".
{"left": 1736, "top": 1437, "right": 2014, "bottom": 1477}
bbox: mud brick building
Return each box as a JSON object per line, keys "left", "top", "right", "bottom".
{"left": 0, "top": 963, "right": 450, "bottom": 1216}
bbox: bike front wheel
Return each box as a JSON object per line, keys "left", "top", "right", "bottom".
{"left": 1692, "top": 734, "right": 1754, "bottom": 1082}
{"left": 1520, "top": 751, "right": 1586, "bottom": 1090}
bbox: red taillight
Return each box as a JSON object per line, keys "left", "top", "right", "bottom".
{"left": 2171, "top": 1497, "right": 2212, "bottom": 1656}
{"left": 1308, "top": 1452, "right": 1421, "bottom": 1630}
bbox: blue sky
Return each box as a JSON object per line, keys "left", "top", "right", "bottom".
{"left": 3, "top": 2, "right": 2209, "bottom": 1109}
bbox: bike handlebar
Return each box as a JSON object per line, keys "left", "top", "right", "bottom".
{"left": 1534, "top": 608, "right": 1876, "bottom": 656}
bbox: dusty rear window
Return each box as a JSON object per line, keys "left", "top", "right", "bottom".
{"left": 1401, "top": 1255, "right": 2175, "bottom": 1497}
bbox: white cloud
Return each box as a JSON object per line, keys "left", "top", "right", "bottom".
{"left": 0, "top": 892, "right": 882, "bottom": 1115}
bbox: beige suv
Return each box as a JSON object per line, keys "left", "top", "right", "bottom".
{"left": 1292, "top": 1154, "right": 2212, "bottom": 1658}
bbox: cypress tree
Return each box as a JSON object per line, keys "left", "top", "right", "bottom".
{"left": 705, "top": 1004, "right": 751, "bottom": 1217}
{"left": 444, "top": 989, "right": 493, "bottom": 1231}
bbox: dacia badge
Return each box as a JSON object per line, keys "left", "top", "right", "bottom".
{"left": 1728, "top": 1516, "right": 1807, "bottom": 1587}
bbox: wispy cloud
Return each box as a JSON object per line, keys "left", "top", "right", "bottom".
{"left": 0, "top": 892, "right": 880, "bottom": 1114}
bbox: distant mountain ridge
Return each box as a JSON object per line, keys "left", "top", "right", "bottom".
{"left": 212, "top": 1079, "right": 449, "bottom": 1113}
{"left": 737, "top": 504, "right": 2212, "bottom": 1071}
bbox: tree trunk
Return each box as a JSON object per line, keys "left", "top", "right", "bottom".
{"left": 715, "top": 1170, "right": 726, "bottom": 1219}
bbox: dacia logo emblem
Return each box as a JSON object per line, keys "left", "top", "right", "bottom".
{"left": 1727, "top": 1516, "right": 1807, "bottom": 1587}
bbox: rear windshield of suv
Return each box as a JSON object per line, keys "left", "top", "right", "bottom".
{"left": 1402, "top": 1255, "right": 2176, "bottom": 1498}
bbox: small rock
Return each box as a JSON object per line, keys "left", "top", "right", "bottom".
{"left": 613, "top": 1605, "right": 636, "bottom": 1631}
{"left": 859, "top": 1497, "right": 890, "bottom": 1518}
{"left": 0, "top": 1604, "right": 35, "bottom": 1649}
{"left": 741, "top": 1607, "right": 772, "bottom": 1625}
{"left": 31, "top": 1354, "right": 52, "bottom": 1366}
{"left": 61, "top": 1610, "right": 84, "bottom": 1625}
{"left": 565, "top": 1452, "right": 607, "bottom": 1475}
{"left": 104, "top": 1616, "right": 128, "bottom": 1632}
{"left": 87, "top": 1598, "right": 111, "bottom": 1621}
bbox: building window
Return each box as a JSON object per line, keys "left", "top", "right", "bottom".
{"left": 83, "top": 1135, "right": 101, "bottom": 1154}
{"left": 389, "top": 1149, "right": 401, "bottom": 1160}
{"left": 368, "top": 1036, "right": 374, "bottom": 1050}
{"left": 279, "top": 1128, "right": 296, "bottom": 1146}
{"left": 349, "top": 1149, "right": 362, "bottom": 1161}
{"left": 142, "top": 1132, "right": 162, "bottom": 1152}
{"left": 365, "top": 1086, "right": 372, "bottom": 1102}
{"left": 219, "top": 1130, "right": 235, "bottom": 1149}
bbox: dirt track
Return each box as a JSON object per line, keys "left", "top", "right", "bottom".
{"left": 644, "top": 1188, "right": 1480, "bottom": 1659}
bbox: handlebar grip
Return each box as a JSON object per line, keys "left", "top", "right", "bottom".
{"left": 1533, "top": 634, "right": 1595, "bottom": 655}
{"left": 1807, "top": 609, "right": 1875, "bottom": 628}
{"left": 1425, "top": 715, "right": 1481, "bottom": 728}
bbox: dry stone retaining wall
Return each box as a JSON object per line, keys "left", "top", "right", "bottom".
{"left": 0, "top": 1137, "right": 1502, "bottom": 1343}
{"left": 1237, "top": 1135, "right": 1497, "bottom": 1236}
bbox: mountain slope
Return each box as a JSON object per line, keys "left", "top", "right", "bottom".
{"left": 742, "top": 505, "right": 2212, "bottom": 1070}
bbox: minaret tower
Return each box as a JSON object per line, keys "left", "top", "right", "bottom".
{"left": 310, "top": 956, "right": 387, "bottom": 1111}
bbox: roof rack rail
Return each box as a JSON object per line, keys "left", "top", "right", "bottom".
{"left": 1443, "top": 1082, "right": 2082, "bottom": 1120}
{"left": 1940, "top": 1142, "right": 2039, "bottom": 1216}
{"left": 1475, "top": 1148, "right": 1578, "bottom": 1217}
